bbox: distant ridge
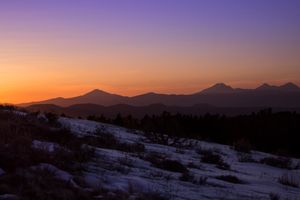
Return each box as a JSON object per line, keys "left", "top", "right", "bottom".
{"left": 255, "top": 83, "right": 300, "bottom": 91}
{"left": 20, "top": 89, "right": 129, "bottom": 107}
{"left": 19, "top": 82, "right": 300, "bottom": 108}
{"left": 279, "top": 82, "right": 300, "bottom": 90}
{"left": 200, "top": 83, "right": 235, "bottom": 94}
{"left": 26, "top": 103, "right": 300, "bottom": 118}
{"left": 255, "top": 83, "right": 278, "bottom": 91}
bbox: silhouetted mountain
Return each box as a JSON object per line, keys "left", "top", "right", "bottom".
{"left": 256, "top": 83, "right": 300, "bottom": 91}
{"left": 20, "top": 89, "right": 129, "bottom": 107}
{"left": 26, "top": 103, "right": 300, "bottom": 118}
{"left": 279, "top": 82, "right": 300, "bottom": 91}
{"left": 200, "top": 83, "right": 235, "bottom": 93}
{"left": 255, "top": 83, "right": 278, "bottom": 91}
{"left": 27, "top": 103, "right": 300, "bottom": 118}
{"left": 19, "top": 82, "right": 300, "bottom": 108}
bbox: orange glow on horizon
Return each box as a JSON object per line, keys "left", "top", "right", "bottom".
{"left": 1, "top": 1, "right": 300, "bottom": 104}
{"left": 2, "top": 37, "right": 299, "bottom": 104}
{"left": 2, "top": 78, "right": 300, "bottom": 104}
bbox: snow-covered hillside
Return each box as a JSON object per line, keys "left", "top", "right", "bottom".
{"left": 56, "top": 117, "right": 300, "bottom": 200}
{"left": 0, "top": 110, "right": 299, "bottom": 200}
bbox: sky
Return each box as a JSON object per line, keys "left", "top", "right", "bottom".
{"left": 0, "top": 0, "right": 300, "bottom": 103}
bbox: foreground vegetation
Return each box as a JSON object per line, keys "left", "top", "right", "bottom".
{"left": 1, "top": 105, "right": 299, "bottom": 200}
{"left": 0, "top": 107, "right": 97, "bottom": 199}
{"left": 0, "top": 105, "right": 170, "bottom": 200}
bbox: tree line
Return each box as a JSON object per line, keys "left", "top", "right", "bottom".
{"left": 88, "top": 109, "right": 300, "bottom": 157}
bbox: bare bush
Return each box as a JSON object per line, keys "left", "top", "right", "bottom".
{"left": 216, "top": 175, "right": 244, "bottom": 184}
{"left": 278, "top": 174, "right": 299, "bottom": 188}
{"left": 0, "top": 168, "right": 94, "bottom": 200}
{"left": 200, "top": 150, "right": 230, "bottom": 170}
{"left": 179, "top": 171, "right": 207, "bottom": 185}
{"left": 136, "top": 191, "right": 170, "bottom": 200}
{"left": 260, "top": 157, "right": 293, "bottom": 169}
{"left": 237, "top": 153, "right": 256, "bottom": 163}
{"left": 45, "top": 112, "right": 59, "bottom": 125}
{"left": 232, "top": 138, "right": 252, "bottom": 153}
{"left": 83, "top": 131, "right": 145, "bottom": 153}
{"left": 145, "top": 153, "right": 187, "bottom": 173}
{"left": 144, "top": 131, "right": 191, "bottom": 148}
{"left": 156, "top": 159, "right": 188, "bottom": 173}
{"left": 118, "top": 156, "right": 134, "bottom": 167}
{"left": 269, "top": 193, "right": 280, "bottom": 200}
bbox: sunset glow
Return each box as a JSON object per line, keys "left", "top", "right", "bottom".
{"left": 1, "top": 0, "right": 300, "bottom": 103}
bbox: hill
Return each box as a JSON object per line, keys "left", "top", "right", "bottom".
{"left": 19, "top": 83, "right": 300, "bottom": 108}
{"left": 1, "top": 107, "right": 299, "bottom": 200}
{"left": 26, "top": 103, "right": 300, "bottom": 118}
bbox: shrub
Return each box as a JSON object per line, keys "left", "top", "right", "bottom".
{"left": 179, "top": 171, "right": 193, "bottom": 182}
{"left": 260, "top": 157, "right": 292, "bottom": 169}
{"left": 175, "top": 147, "right": 185, "bottom": 154}
{"left": 269, "top": 193, "right": 280, "bottom": 200}
{"left": 237, "top": 153, "right": 256, "bottom": 163}
{"left": 194, "top": 176, "right": 208, "bottom": 185}
{"left": 93, "top": 126, "right": 109, "bottom": 136}
{"left": 0, "top": 168, "right": 93, "bottom": 200}
{"left": 144, "top": 152, "right": 166, "bottom": 162}
{"left": 45, "top": 112, "right": 59, "bottom": 125}
{"left": 118, "top": 156, "right": 133, "bottom": 167}
{"left": 124, "top": 142, "right": 145, "bottom": 153}
{"left": 278, "top": 174, "right": 299, "bottom": 188}
{"left": 0, "top": 110, "right": 95, "bottom": 173}
{"left": 233, "top": 138, "right": 252, "bottom": 153}
{"left": 84, "top": 131, "right": 145, "bottom": 153}
{"left": 155, "top": 159, "right": 188, "bottom": 173}
{"left": 187, "top": 162, "right": 200, "bottom": 169}
{"left": 196, "top": 147, "right": 214, "bottom": 155}
{"left": 201, "top": 151, "right": 222, "bottom": 164}
{"left": 108, "top": 163, "right": 131, "bottom": 175}
{"left": 145, "top": 153, "right": 187, "bottom": 173}
{"left": 216, "top": 175, "right": 244, "bottom": 184}
{"left": 0, "top": 104, "right": 16, "bottom": 111}
{"left": 201, "top": 151, "right": 230, "bottom": 170}
{"left": 295, "top": 162, "right": 300, "bottom": 170}
{"left": 136, "top": 192, "right": 170, "bottom": 200}
{"left": 216, "top": 161, "right": 231, "bottom": 170}
{"left": 179, "top": 171, "right": 207, "bottom": 185}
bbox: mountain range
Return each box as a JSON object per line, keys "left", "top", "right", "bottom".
{"left": 20, "top": 82, "right": 300, "bottom": 108}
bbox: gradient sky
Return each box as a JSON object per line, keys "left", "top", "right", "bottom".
{"left": 1, "top": 0, "right": 300, "bottom": 103}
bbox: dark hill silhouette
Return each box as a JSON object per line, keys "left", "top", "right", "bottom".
{"left": 19, "top": 82, "right": 300, "bottom": 108}
{"left": 200, "top": 83, "right": 235, "bottom": 94}
{"left": 26, "top": 103, "right": 300, "bottom": 119}
{"left": 279, "top": 82, "right": 300, "bottom": 91}
{"left": 26, "top": 103, "right": 300, "bottom": 118}
{"left": 255, "top": 82, "right": 300, "bottom": 91}
{"left": 20, "top": 89, "right": 129, "bottom": 107}
{"left": 255, "top": 83, "right": 278, "bottom": 91}
{"left": 27, "top": 103, "right": 214, "bottom": 118}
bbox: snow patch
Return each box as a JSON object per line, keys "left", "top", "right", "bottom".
{"left": 32, "top": 140, "right": 61, "bottom": 153}
{"left": 60, "top": 117, "right": 300, "bottom": 200}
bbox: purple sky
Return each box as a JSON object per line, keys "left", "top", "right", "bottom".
{"left": 0, "top": 0, "right": 300, "bottom": 103}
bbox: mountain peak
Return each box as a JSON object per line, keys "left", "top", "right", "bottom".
{"left": 143, "top": 92, "right": 159, "bottom": 96}
{"left": 256, "top": 83, "right": 276, "bottom": 90}
{"left": 256, "top": 82, "right": 300, "bottom": 91}
{"left": 280, "top": 82, "right": 300, "bottom": 90}
{"left": 213, "top": 83, "right": 232, "bottom": 88}
{"left": 201, "top": 83, "right": 234, "bottom": 94}
{"left": 261, "top": 83, "right": 271, "bottom": 87}
{"left": 84, "top": 89, "right": 110, "bottom": 96}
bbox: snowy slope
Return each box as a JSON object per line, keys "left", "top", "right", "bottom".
{"left": 58, "top": 117, "right": 300, "bottom": 200}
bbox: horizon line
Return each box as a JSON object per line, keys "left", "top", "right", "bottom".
{"left": 12, "top": 81, "right": 299, "bottom": 105}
